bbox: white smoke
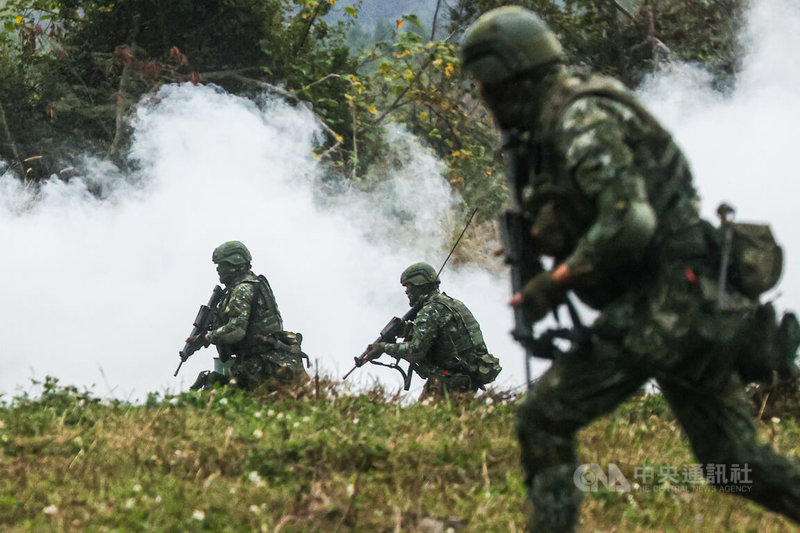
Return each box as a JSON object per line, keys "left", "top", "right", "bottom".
{"left": 637, "top": 0, "right": 800, "bottom": 312}
{"left": 1, "top": 0, "right": 795, "bottom": 401}
{"left": 0, "top": 83, "right": 527, "bottom": 401}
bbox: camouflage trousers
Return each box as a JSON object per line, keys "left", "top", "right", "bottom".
{"left": 516, "top": 268, "right": 800, "bottom": 532}
{"left": 191, "top": 350, "right": 306, "bottom": 391}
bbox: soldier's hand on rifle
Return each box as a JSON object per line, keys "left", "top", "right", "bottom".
{"left": 364, "top": 342, "right": 386, "bottom": 362}
{"left": 187, "top": 333, "right": 211, "bottom": 349}
{"left": 512, "top": 268, "right": 568, "bottom": 322}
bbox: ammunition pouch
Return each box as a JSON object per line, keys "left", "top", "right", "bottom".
{"left": 738, "top": 303, "right": 800, "bottom": 384}
{"left": 725, "top": 222, "right": 783, "bottom": 299}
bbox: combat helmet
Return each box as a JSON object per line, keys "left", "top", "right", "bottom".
{"left": 212, "top": 240, "right": 252, "bottom": 266}
{"left": 401, "top": 262, "right": 439, "bottom": 287}
{"left": 460, "top": 6, "right": 563, "bottom": 85}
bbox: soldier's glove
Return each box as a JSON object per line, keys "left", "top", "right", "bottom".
{"left": 364, "top": 342, "right": 386, "bottom": 362}
{"left": 186, "top": 333, "right": 211, "bottom": 349}
{"left": 514, "top": 271, "right": 565, "bottom": 322}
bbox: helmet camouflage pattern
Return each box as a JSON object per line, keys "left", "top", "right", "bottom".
{"left": 212, "top": 240, "right": 252, "bottom": 266}
{"left": 401, "top": 262, "right": 439, "bottom": 287}
{"left": 460, "top": 6, "right": 563, "bottom": 84}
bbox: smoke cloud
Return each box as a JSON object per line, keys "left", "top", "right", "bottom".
{"left": 0, "top": 84, "right": 526, "bottom": 400}
{"left": 637, "top": 0, "right": 800, "bottom": 311}
{"left": 0, "top": 0, "right": 797, "bottom": 400}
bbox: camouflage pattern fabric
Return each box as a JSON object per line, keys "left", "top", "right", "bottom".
{"left": 204, "top": 270, "right": 305, "bottom": 390}
{"left": 384, "top": 289, "right": 500, "bottom": 396}
{"left": 506, "top": 72, "right": 800, "bottom": 530}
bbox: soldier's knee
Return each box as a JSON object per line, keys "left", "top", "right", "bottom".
{"left": 516, "top": 390, "right": 571, "bottom": 438}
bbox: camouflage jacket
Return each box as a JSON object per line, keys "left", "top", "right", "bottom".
{"left": 383, "top": 290, "right": 489, "bottom": 378}
{"left": 509, "top": 68, "right": 710, "bottom": 307}
{"left": 207, "top": 271, "right": 283, "bottom": 356}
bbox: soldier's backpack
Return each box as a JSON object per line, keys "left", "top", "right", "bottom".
{"left": 470, "top": 351, "right": 502, "bottom": 386}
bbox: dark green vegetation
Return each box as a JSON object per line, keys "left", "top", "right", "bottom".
{"left": 1, "top": 377, "right": 798, "bottom": 532}
{"left": 0, "top": 0, "right": 745, "bottom": 227}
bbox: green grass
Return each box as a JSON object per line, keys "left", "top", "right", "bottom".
{"left": 0, "top": 377, "right": 798, "bottom": 532}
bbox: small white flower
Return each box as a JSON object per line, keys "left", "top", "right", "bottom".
{"left": 169, "top": 397, "right": 179, "bottom": 406}
{"left": 353, "top": 418, "right": 359, "bottom": 425}
{"left": 249, "top": 504, "right": 260, "bottom": 514}
{"left": 485, "top": 397, "right": 494, "bottom": 405}
{"left": 124, "top": 498, "right": 135, "bottom": 509}
{"left": 276, "top": 413, "right": 284, "bottom": 420}
{"left": 248, "top": 471, "right": 264, "bottom": 486}
{"left": 293, "top": 422, "right": 300, "bottom": 428}
{"left": 192, "top": 509, "right": 205, "bottom": 521}
{"left": 253, "top": 429, "right": 264, "bottom": 439}
{"left": 771, "top": 417, "right": 781, "bottom": 424}
{"left": 132, "top": 484, "right": 142, "bottom": 493}
{"left": 154, "top": 495, "right": 162, "bottom": 504}
{"left": 267, "top": 409, "right": 275, "bottom": 417}
{"left": 218, "top": 398, "right": 228, "bottom": 406}
{"left": 254, "top": 411, "right": 262, "bottom": 419}
{"left": 302, "top": 416, "right": 310, "bottom": 423}
{"left": 43, "top": 505, "right": 58, "bottom": 515}
{"left": 346, "top": 484, "right": 355, "bottom": 497}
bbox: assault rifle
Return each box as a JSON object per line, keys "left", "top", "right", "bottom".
{"left": 499, "top": 210, "right": 587, "bottom": 386}
{"left": 343, "top": 305, "right": 420, "bottom": 390}
{"left": 174, "top": 285, "right": 224, "bottom": 377}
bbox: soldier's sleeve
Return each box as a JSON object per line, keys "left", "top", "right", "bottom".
{"left": 555, "top": 96, "right": 657, "bottom": 279}
{"left": 384, "top": 303, "right": 445, "bottom": 363}
{"left": 207, "top": 283, "right": 255, "bottom": 345}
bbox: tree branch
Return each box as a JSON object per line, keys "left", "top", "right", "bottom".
{"left": 107, "top": 13, "right": 141, "bottom": 160}
{"left": 0, "top": 101, "right": 24, "bottom": 176}
{"left": 431, "top": 0, "right": 442, "bottom": 41}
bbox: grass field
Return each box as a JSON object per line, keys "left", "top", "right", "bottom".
{"left": 1, "top": 377, "right": 798, "bottom": 532}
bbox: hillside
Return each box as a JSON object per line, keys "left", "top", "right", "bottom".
{"left": 1, "top": 378, "right": 798, "bottom": 532}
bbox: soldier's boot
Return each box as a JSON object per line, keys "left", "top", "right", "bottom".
{"left": 190, "top": 371, "right": 211, "bottom": 391}
{"left": 776, "top": 312, "right": 800, "bottom": 380}
{"left": 190, "top": 370, "right": 229, "bottom": 390}
{"left": 528, "top": 463, "right": 582, "bottom": 533}
{"left": 517, "top": 415, "right": 581, "bottom": 533}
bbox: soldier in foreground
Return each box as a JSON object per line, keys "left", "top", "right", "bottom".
{"left": 460, "top": 7, "right": 800, "bottom": 531}
{"left": 182, "top": 241, "right": 307, "bottom": 390}
{"left": 361, "top": 262, "right": 501, "bottom": 398}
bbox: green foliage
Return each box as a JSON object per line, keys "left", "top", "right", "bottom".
{"left": 0, "top": 379, "right": 798, "bottom": 531}
{"left": 349, "top": 18, "right": 507, "bottom": 221}
{"left": 0, "top": 0, "right": 747, "bottom": 225}
{"left": 447, "top": 0, "right": 746, "bottom": 87}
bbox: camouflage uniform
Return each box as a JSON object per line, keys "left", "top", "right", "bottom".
{"left": 380, "top": 262, "right": 501, "bottom": 398}
{"left": 385, "top": 290, "right": 500, "bottom": 397}
{"left": 461, "top": 7, "right": 800, "bottom": 531}
{"left": 208, "top": 271, "right": 305, "bottom": 389}
{"left": 192, "top": 241, "right": 306, "bottom": 391}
